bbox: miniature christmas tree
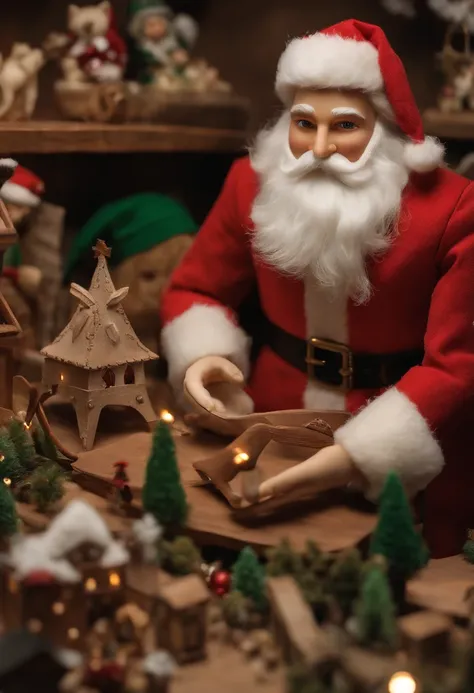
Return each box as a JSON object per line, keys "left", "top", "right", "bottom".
{"left": 354, "top": 565, "right": 398, "bottom": 650}
{"left": 0, "top": 428, "right": 25, "bottom": 484}
{"left": 142, "top": 420, "right": 188, "bottom": 527}
{"left": 464, "top": 536, "right": 474, "bottom": 564}
{"left": 221, "top": 590, "right": 250, "bottom": 628}
{"left": 28, "top": 462, "right": 66, "bottom": 513}
{"left": 296, "top": 570, "right": 330, "bottom": 623}
{"left": 232, "top": 546, "right": 267, "bottom": 611}
{"left": 0, "top": 478, "right": 18, "bottom": 536}
{"left": 266, "top": 537, "right": 304, "bottom": 577}
{"left": 327, "top": 549, "right": 363, "bottom": 619}
{"left": 7, "top": 419, "right": 35, "bottom": 469}
{"left": 161, "top": 536, "right": 201, "bottom": 575}
{"left": 370, "top": 471, "right": 429, "bottom": 595}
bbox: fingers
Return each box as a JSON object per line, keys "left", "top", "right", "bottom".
{"left": 216, "top": 359, "right": 244, "bottom": 385}
{"left": 185, "top": 377, "right": 226, "bottom": 413}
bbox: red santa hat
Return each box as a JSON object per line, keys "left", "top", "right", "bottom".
{"left": 275, "top": 19, "right": 444, "bottom": 173}
{"left": 0, "top": 164, "right": 44, "bottom": 208}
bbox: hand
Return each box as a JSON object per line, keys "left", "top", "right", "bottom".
{"left": 184, "top": 355, "right": 245, "bottom": 414}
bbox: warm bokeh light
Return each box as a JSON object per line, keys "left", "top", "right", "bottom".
{"left": 160, "top": 410, "right": 175, "bottom": 424}
{"left": 52, "top": 602, "right": 65, "bottom": 615}
{"left": 3, "top": 478, "right": 11, "bottom": 487}
{"left": 109, "top": 571, "right": 121, "bottom": 588}
{"left": 233, "top": 448, "right": 250, "bottom": 465}
{"left": 85, "top": 577, "right": 97, "bottom": 592}
{"left": 388, "top": 672, "right": 417, "bottom": 693}
{"left": 0, "top": 454, "right": 5, "bottom": 463}
{"left": 27, "top": 619, "right": 43, "bottom": 633}
{"left": 60, "top": 374, "right": 65, "bottom": 381}
{"left": 68, "top": 627, "right": 80, "bottom": 640}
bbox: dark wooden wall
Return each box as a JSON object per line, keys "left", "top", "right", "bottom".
{"left": 0, "top": 0, "right": 446, "bottom": 230}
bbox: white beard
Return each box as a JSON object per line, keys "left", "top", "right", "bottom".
{"left": 250, "top": 112, "right": 410, "bottom": 304}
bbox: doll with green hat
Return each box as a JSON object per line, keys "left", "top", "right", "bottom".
{"left": 65, "top": 192, "right": 196, "bottom": 352}
{"left": 127, "top": 0, "right": 198, "bottom": 84}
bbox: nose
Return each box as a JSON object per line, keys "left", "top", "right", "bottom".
{"left": 84, "top": 21, "right": 94, "bottom": 33}
{"left": 312, "top": 126, "right": 335, "bottom": 159}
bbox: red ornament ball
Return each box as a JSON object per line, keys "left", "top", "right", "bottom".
{"left": 209, "top": 569, "right": 232, "bottom": 597}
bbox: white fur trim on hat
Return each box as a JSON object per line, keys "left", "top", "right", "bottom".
{"left": 334, "top": 387, "right": 444, "bottom": 501}
{"left": 276, "top": 33, "right": 384, "bottom": 105}
{"left": 0, "top": 181, "right": 40, "bottom": 208}
{"left": 403, "top": 137, "right": 445, "bottom": 173}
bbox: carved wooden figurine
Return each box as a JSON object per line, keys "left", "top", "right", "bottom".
{"left": 41, "top": 240, "right": 158, "bottom": 450}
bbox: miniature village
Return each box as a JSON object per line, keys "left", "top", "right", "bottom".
{"left": 0, "top": 172, "right": 469, "bottom": 693}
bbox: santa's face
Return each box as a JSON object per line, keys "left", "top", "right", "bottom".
{"left": 143, "top": 15, "right": 169, "bottom": 42}
{"left": 289, "top": 88, "right": 376, "bottom": 163}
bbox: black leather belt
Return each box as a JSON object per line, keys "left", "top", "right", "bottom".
{"left": 264, "top": 319, "right": 423, "bottom": 391}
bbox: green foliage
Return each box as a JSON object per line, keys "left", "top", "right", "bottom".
{"left": 232, "top": 546, "right": 267, "bottom": 611}
{"left": 287, "top": 664, "right": 329, "bottom": 693}
{"left": 161, "top": 536, "right": 201, "bottom": 575}
{"left": 463, "top": 540, "right": 474, "bottom": 565}
{"left": 0, "top": 478, "right": 18, "bottom": 536}
{"left": 28, "top": 463, "right": 66, "bottom": 513}
{"left": 221, "top": 590, "right": 250, "bottom": 628}
{"left": 354, "top": 566, "right": 398, "bottom": 650}
{"left": 370, "top": 471, "right": 430, "bottom": 580}
{"left": 296, "top": 570, "right": 329, "bottom": 621}
{"left": 265, "top": 538, "right": 304, "bottom": 577}
{"left": 327, "top": 549, "right": 363, "bottom": 619}
{"left": 0, "top": 428, "right": 25, "bottom": 484}
{"left": 32, "top": 425, "right": 58, "bottom": 462}
{"left": 142, "top": 420, "right": 188, "bottom": 526}
{"left": 7, "top": 419, "right": 35, "bottom": 468}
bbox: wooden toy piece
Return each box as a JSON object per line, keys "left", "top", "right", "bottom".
{"left": 192, "top": 418, "right": 336, "bottom": 508}
{"left": 41, "top": 239, "right": 158, "bottom": 450}
{"left": 398, "top": 610, "right": 453, "bottom": 665}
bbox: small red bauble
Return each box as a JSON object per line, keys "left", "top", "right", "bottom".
{"left": 210, "top": 569, "right": 232, "bottom": 597}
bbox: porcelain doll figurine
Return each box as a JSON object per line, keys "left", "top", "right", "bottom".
{"left": 160, "top": 20, "right": 474, "bottom": 559}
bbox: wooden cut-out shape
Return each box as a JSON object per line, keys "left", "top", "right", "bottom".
{"left": 0, "top": 291, "right": 21, "bottom": 336}
{"left": 106, "top": 287, "right": 129, "bottom": 308}
{"left": 105, "top": 322, "right": 120, "bottom": 344}
{"left": 70, "top": 283, "right": 96, "bottom": 308}
{"left": 71, "top": 310, "right": 90, "bottom": 341}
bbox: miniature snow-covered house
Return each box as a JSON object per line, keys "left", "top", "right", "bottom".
{"left": 41, "top": 240, "right": 158, "bottom": 450}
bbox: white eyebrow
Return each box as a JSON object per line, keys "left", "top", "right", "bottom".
{"left": 290, "top": 104, "right": 315, "bottom": 116}
{"left": 332, "top": 107, "right": 365, "bottom": 119}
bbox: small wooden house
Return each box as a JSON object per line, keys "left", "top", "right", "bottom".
{"left": 41, "top": 240, "right": 158, "bottom": 450}
{"left": 398, "top": 610, "right": 452, "bottom": 665}
{"left": 266, "top": 576, "right": 339, "bottom": 672}
{"left": 155, "top": 574, "right": 210, "bottom": 664}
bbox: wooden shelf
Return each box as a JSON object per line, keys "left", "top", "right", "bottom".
{"left": 423, "top": 108, "right": 474, "bottom": 140}
{"left": 0, "top": 121, "right": 247, "bottom": 154}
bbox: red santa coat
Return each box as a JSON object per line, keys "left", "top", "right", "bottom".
{"left": 161, "top": 156, "right": 474, "bottom": 558}
{"left": 69, "top": 30, "right": 127, "bottom": 81}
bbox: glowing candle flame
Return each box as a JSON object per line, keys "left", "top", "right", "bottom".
{"left": 109, "top": 571, "right": 121, "bottom": 588}
{"left": 60, "top": 374, "right": 64, "bottom": 382}
{"left": 161, "top": 410, "right": 175, "bottom": 424}
{"left": 23, "top": 422, "right": 31, "bottom": 431}
{"left": 3, "top": 478, "right": 11, "bottom": 487}
{"left": 0, "top": 454, "right": 5, "bottom": 463}
{"left": 388, "top": 672, "right": 417, "bottom": 693}
{"left": 233, "top": 448, "right": 250, "bottom": 465}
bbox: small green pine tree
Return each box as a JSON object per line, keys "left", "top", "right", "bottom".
{"left": 266, "top": 538, "right": 304, "bottom": 577}
{"left": 0, "top": 478, "right": 18, "bottom": 536}
{"left": 232, "top": 546, "right": 267, "bottom": 611}
{"left": 7, "top": 419, "right": 35, "bottom": 468}
{"left": 370, "top": 471, "right": 429, "bottom": 581}
{"left": 28, "top": 463, "right": 66, "bottom": 513}
{"left": 328, "top": 549, "right": 363, "bottom": 619}
{"left": 161, "top": 536, "right": 201, "bottom": 575}
{"left": 354, "top": 566, "right": 398, "bottom": 650}
{"left": 221, "top": 590, "right": 249, "bottom": 628}
{"left": 0, "top": 428, "right": 25, "bottom": 484}
{"left": 142, "top": 420, "right": 188, "bottom": 526}
{"left": 464, "top": 540, "right": 474, "bottom": 565}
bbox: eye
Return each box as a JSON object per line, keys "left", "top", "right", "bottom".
{"left": 335, "top": 120, "right": 358, "bottom": 131}
{"left": 295, "top": 119, "right": 315, "bottom": 130}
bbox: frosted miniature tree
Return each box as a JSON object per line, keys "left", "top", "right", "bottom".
{"left": 142, "top": 420, "right": 188, "bottom": 527}
{"left": 28, "top": 463, "right": 66, "bottom": 513}
{"left": 354, "top": 565, "right": 398, "bottom": 650}
{"left": 232, "top": 546, "right": 267, "bottom": 611}
{"left": 143, "top": 650, "right": 177, "bottom": 691}
{"left": 0, "top": 478, "right": 18, "bottom": 537}
{"left": 7, "top": 419, "right": 35, "bottom": 469}
{"left": 370, "top": 471, "right": 429, "bottom": 582}
{"left": 133, "top": 514, "right": 163, "bottom": 563}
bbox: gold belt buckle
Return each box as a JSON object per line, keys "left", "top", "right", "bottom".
{"left": 305, "top": 336, "right": 354, "bottom": 391}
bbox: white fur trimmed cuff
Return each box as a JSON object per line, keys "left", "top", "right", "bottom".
{"left": 334, "top": 387, "right": 444, "bottom": 501}
{"left": 160, "top": 304, "right": 251, "bottom": 391}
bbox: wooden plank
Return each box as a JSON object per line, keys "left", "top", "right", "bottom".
{"left": 407, "top": 554, "right": 474, "bottom": 619}
{"left": 0, "top": 121, "right": 247, "bottom": 154}
{"left": 423, "top": 108, "right": 474, "bottom": 140}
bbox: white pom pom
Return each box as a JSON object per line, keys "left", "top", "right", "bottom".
{"left": 403, "top": 137, "right": 445, "bottom": 173}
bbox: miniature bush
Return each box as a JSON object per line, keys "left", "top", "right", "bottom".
{"left": 161, "top": 536, "right": 201, "bottom": 575}
{"left": 0, "top": 428, "right": 25, "bottom": 484}
{"left": 142, "top": 420, "right": 188, "bottom": 527}
{"left": 265, "top": 537, "right": 304, "bottom": 577}
{"left": 354, "top": 565, "right": 398, "bottom": 650}
{"left": 232, "top": 546, "right": 267, "bottom": 612}
{"left": 327, "top": 549, "right": 363, "bottom": 619}
{"left": 463, "top": 540, "right": 474, "bottom": 564}
{"left": 221, "top": 590, "right": 250, "bottom": 628}
{"left": 296, "top": 571, "right": 329, "bottom": 623}
{"left": 0, "top": 478, "right": 18, "bottom": 537}
{"left": 8, "top": 419, "right": 35, "bottom": 469}
{"left": 28, "top": 462, "right": 66, "bottom": 513}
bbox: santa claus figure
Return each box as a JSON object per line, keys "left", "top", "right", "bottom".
{"left": 160, "top": 20, "right": 474, "bottom": 558}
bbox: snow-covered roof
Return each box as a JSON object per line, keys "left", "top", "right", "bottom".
{"left": 9, "top": 500, "right": 129, "bottom": 581}
{"left": 143, "top": 651, "right": 177, "bottom": 678}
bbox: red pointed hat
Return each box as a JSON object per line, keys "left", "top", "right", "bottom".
{"left": 275, "top": 19, "right": 443, "bottom": 173}
{"left": 0, "top": 164, "right": 44, "bottom": 207}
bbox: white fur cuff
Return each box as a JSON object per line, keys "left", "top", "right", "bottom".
{"left": 334, "top": 387, "right": 444, "bottom": 500}
{"left": 161, "top": 304, "right": 251, "bottom": 391}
